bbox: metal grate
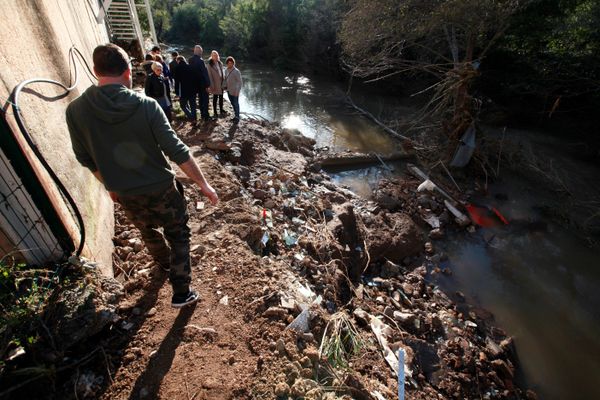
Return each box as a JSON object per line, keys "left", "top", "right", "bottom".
{"left": 0, "top": 148, "right": 63, "bottom": 266}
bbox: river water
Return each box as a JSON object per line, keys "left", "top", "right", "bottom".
{"left": 237, "top": 64, "right": 600, "bottom": 399}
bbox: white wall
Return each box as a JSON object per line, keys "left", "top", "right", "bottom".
{"left": 0, "top": 0, "right": 115, "bottom": 275}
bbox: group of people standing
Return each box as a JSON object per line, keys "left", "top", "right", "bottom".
{"left": 144, "top": 44, "right": 243, "bottom": 124}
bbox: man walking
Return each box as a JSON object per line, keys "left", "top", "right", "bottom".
{"left": 188, "top": 45, "right": 211, "bottom": 122}
{"left": 66, "top": 44, "right": 218, "bottom": 308}
{"left": 173, "top": 56, "right": 198, "bottom": 122}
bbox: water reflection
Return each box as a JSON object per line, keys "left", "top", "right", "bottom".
{"left": 436, "top": 180, "right": 600, "bottom": 400}
{"left": 238, "top": 64, "right": 405, "bottom": 154}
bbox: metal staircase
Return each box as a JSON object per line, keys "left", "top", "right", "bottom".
{"left": 97, "top": 0, "right": 158, "bottom": 56}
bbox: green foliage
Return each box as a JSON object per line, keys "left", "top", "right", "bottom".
{"left": 481, "top": 0, "right": 600, "bottom": 126}
{"left": 168, "top": 2, "right": 204, "bottom": 44}
{"left": 0, "top": 259, "right": 62, "bottom": 360}
{"left": 318, "top": 312, "right": 364, "bottom": 369}
{"left": 146, "top": 0, "right": 342, "bottom": 71}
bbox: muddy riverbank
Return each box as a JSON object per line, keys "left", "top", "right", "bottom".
{"left": 4, "top": 110, "right": 537, "bottom": 399}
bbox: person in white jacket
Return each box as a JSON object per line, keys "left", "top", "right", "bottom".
{"left": 223, "top": 56, "right": 242, "bottom": 123}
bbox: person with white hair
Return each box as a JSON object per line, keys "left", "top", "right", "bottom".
{"left": 188, "top": 45, "right": 211, "bottom": 122}
{"left": 145, "top": 61, "right": 173, "bottom": 121}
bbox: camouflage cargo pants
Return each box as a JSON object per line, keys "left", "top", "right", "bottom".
{"left": 119, "top": 180, "right": 191, "bottom": 295}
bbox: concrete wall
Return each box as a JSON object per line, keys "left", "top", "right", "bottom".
{"left": 0, "top": 0, "right": 114, "bottom": 275}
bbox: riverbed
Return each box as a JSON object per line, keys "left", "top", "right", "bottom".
{"left": 237, "top": 63, "right": 600, "bottom": 399}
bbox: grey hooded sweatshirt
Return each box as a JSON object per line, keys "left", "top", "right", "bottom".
{"left": 66, "top": 84, "right": 190, "bottom": 196}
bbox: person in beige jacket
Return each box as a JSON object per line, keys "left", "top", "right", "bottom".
{"left": 207, "top": 50, "right": 225, "bottom": 117}
{"left": 223, "top": 56, "right": 243, "bottom": 122}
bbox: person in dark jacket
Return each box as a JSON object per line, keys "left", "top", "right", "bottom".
{"left": 169, "top": 51, "right": 179, "bottom": 95}
{"left": 142, "top": 54, "right": 154, "bottom": 76}
{"left": 145, "top": 61, "right": 173, "bottom": 121}
{"left": 173, "top": 56, "right": 198, "bottom": 121}
{"left": 66, "top": 43, "right": 218, "bottom": 308}
{"left": 188, "top": 45, "right": 211, "bottom": 122}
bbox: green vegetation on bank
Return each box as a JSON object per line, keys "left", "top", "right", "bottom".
{"left": 143, "top": 0, "right": 342, "bottom": 71}
{"left": 143, "top": 0, "right": 600, "bottom": 134}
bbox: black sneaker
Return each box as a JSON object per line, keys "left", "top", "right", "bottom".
{"left": 171, "top": 289, "right": 200, "bottom": 308}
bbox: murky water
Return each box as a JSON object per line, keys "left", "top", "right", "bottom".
{"left": 235, "top": 64, "right": 600, "bottom": 399}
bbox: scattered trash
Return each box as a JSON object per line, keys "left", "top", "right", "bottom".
{"left": 6, "top": 346, "right": 25, "bottom": 361}
{"left": 450, "top": 123, "right": 476, "bottom": 168}
{"left": 196, "top": 201, "right": 205, "bottom": 210}
{"left": 283, "top": 229, "right": 298, "bottom": 246}
{"left": 370, "top": 315, "right": 412, "bottom": 378}
{"left": 423, "top": 214, "right": 441, "bottom": 228}
{"left": 219, "top": 295, "right": 229, "bottom": 306}
{"left": 261, "top": 231, "right": 270, "bottom": 246}
{"left": 286, "top": 308, "right": 310, "bottom": 332}
{"left": 417, "top": 179, "right": 436, "bottom": 192}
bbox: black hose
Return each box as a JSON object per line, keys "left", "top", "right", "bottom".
{"left": 9, "top": 46, "right": 97, "bottom": 258}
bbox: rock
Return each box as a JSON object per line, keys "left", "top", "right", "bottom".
{"left": 491, "top": 359, "right": 514, "bottom": 379}
{"left": 43, "top": 272, "right": 123, "bottom": 350}
{"left": 305, "top": 387, "right": 324, "bottom": 399}
{"left": 353, "top": 308, "right": 369, "bottom": 325}
{"left": 252, "top": 189, "right": 269, "bottom": 200}
{"left": 264, "top": 307, "right": 288, "bottom": 320}
{"left": 485, "top": 337, "right": 503, "bottom": 358}
{"left": 274, "top": 382, "right": 290, "bottom": 397}
{"left": 429, "top": 228, "right": 444, "bottom": 239}
{"left": 364, "top": 212, "right": 423, "bottom": 264}
{"left": 299, "top": 356, "right": 312, "bottom": 369}
{"left": 301, "top": 333, "right": 315, "bottom": 343}
{"left": 303, "top": 346, "right": 320, "bottom": 363}
{"left": 145, "top": 307, "right": 157, "bottom": 317}
{"left": 276, "top": 338, "right": 287, "bottom": 355}
{"left": 383, "top": 306, "right": 395, "bottom": 318}
{"left": 381, "top": 260, "right": 400, "bottom": 278}
{"left": 393, "top": 311, "right": 416, "bottom": 324}
{"left": 290, "top": 378, "right": 319, "bottom": 398}
{"left": 300, "top": 368, "right": 313, "bottom": 379}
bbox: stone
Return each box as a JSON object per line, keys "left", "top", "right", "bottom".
{"left": 252, "top": 189, "right": 269, "bottom": 200}
{"left": 429, "top": 228, "right": 444, "bottom": 239}
{"left": 264, "top": 307, "right": 288, "bottom": 320}
{"left": 290, "top": 378, "right": 319, "bottom": 398}
{"left": 383, "top": 306, "right": 395, "bottom": 318}
{"left": 353, "top": 308, "right": 369, "bottom": 324}
{"left": 301, "top": 332, "right": 315, "bottom": 343}
{"left": 491, "top": 359, "right": 514, "bottom": 379}
{"left": 381, "top": 260, "right": 400, "bottom": 278}
{"left": 299, "top": 356, "right": 312, "bottom": 369}
{"left": 274, "top": 382, "right": 290, "bottom": 397}
{"left": 276, "top": 338, "right": 287, "bottom": 355}
{"left": 300, "top": 367, "right": 313, "bottom": 378}
{"left": 145, "top": 307, "right": 157, "bottom": 317}
{"left": 303, "top": 346, "right": 320, "bottom": 363}
{"left": 393, "top": 311, "right": 416, "bottom": 324}
{"left": 485, "top": 337, "right": 503, "bottom": 358}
